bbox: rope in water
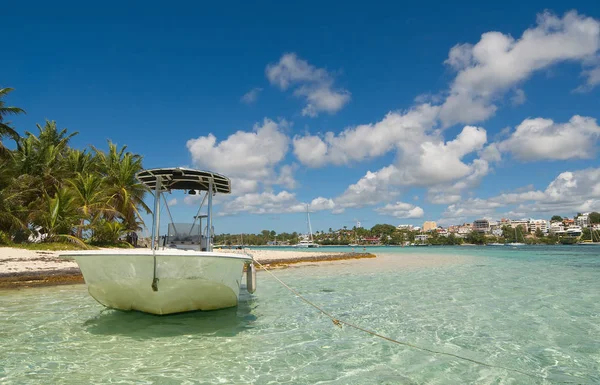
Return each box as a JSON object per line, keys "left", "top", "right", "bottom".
{"left": 250, "top": 257, "right": 577, "bottom": 384}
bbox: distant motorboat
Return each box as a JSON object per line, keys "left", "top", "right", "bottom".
{"left": 487, "top": 242, "right": 505, "bottom": 246}
{"left": 61, "top": 167, "right": 255, "bottom": 315}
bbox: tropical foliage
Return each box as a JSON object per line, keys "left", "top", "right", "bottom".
{"left": 0, "top": 87, "right": 150, "bottom": 246}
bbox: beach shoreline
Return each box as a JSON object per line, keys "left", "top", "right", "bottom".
{"left": 0, "top": 247, "right": 376, "bottom": 288}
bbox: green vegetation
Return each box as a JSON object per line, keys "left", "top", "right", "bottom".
{"left": 0, "top": 87, "right": 149, "bottom": 248}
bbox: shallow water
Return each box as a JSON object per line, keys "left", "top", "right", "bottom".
{"left": 1, "top": 246, "right": 599, "bottom": 384}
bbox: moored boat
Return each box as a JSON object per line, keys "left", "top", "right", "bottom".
{"left": 61, "top": 167, "right": 255, "bottom": 315}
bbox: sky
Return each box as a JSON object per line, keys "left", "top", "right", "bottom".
{"left": 3, "top": 0, "right": 600, "bottom": 235}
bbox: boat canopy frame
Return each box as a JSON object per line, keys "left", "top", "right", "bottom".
{"left": 136, "top": 168, "right": 231, "bottom": 254}
{"left": 136, "top": 167, "right": 231, "bottom": 194}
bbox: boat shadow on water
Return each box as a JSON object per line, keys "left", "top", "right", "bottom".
{"left": 83, "top": 290, "right": 258, "bottom": 339}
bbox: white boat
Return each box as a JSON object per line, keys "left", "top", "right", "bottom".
{"left": 487, "top": 242, "right": 505, "bottom": 246}
{"left": 61, "top": 167, "right": 255, "bottom": 315}
{"left": 293, "top": 204, "right": 319, "bottom": 248}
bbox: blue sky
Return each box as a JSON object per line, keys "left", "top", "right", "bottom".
{"left": 3, "top": 1, "right": 600, "bottom": 235}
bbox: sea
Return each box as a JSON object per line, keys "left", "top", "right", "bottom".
{"left": 1, "top": 245, "right": 598, "bottom": 384}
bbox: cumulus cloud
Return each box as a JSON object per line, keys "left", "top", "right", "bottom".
{"left": 440, "top": 11, "right": 600, "bottom": 126}
{"left": 442, "top": 167, "right": 600, "bottom": 220}
{"left": 499, "top": 115, "right": 600, "bottom": 161}
{"left": 266, "top": 53, "right": 351, "bottom": 117}
{"left": 293, "top": 104, "right": 439, "bottom": 167}
{"left": 219, "top": 191, "right": 336, "bottom": 216}
{"left": 428, "top": 193, "right": 462, "bottom": 205}
{"left": 186, "top": 118, "right": 292, "bottom": 194}
{"left": 375, "top": 202, "right": 424, "bottom": 219}
{"left": 395, "top": 125, "right": 488, "bottom": 186}
{"left": 241, "top": 87, "right": 262, "bottom": 104}
{"left": 333, "top": 165, "right": 402, "bottom": 212}
{"left": 167, "top": 198, "right": 177, "bottom": 206}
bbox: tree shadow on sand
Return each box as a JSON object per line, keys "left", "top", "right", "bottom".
{"left": 83, "top": 291, "right": 258, "bottom": 339}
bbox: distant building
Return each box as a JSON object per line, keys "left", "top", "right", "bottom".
{"left": 363, "top": 236, "right": 380, "bottom": 244}
{"left": 510, "top": 219, "right": 529, "bottom": 232}
{"left": 529, "top": 219, "right": 548, "bottom": 233}
{"left": 576, "top": 213, "right": 590, "bottom": 228}
{"left": 549, "top": 222, "right": 565, "bottom": 235}
{"left": 397, "top": 224, "right": 414, "bottom": 231}
{"left": 414, "top": 234, "right": 428, "bottom": 243}
{"left": 562, "top": 218, "right": 575, "bottom": 226}
{"left": 423, "top": 221, "right": 437, "bottom": 232}
{"left": 473, "top": 219, "right": 490, "bottom": 233}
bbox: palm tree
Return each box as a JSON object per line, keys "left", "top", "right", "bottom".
{"left": 0, "top": 87, "right": 26, "bottom": 158}
{"left": 94, "top": 141, "right": 150, "bottom": 231}
{"left": 33, "top": 187, "right": 86, "bottom": 246}
{"left": 68, "top": 172, "right": 113, "bottom": 238}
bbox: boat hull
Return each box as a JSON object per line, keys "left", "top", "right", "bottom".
{"left": 63, "top": 250, "right": 252, "bottom": 315}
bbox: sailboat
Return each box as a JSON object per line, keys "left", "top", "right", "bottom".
{"left": 506, "top": 226, "right": 525, "bottom": 246}
{"left": 294, "top": 204, "right": 319, "bottom": 248}
{"left": 578, "top": 226, "right": 600, "bottom": 245}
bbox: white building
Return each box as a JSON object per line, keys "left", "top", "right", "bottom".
{"left": 576, "top": 213, "right": 590, "bottom": 228}
{"left": 397, "top": 224, "right": 414, "bottom": 231}
{"left": 549, "top": 222, "right": 565, "bottom": 235}
{"left": 528, "top": 219, "right": 548, "bottom": 233}
{"left": 510, "top": 219, "right": 529, "bottom": 232}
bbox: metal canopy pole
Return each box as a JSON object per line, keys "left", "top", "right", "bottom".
{"left": 207, "top": 178, "right": 213, "bottom": 252}
{"left": 150, "top": 176, "right": 161, "bottom": 250}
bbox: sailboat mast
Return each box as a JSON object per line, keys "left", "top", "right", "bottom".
{"left": 306, "top": 204, "right": 314, "bottom": 242}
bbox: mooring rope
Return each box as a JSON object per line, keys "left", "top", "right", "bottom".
{"left": 249, "top": 256, "right": 578, "bottom": 384}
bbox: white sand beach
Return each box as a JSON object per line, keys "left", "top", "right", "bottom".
{"left": 0, "top": 247, "right": 79, "bottom": 274}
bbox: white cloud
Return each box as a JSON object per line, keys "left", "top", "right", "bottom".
{"left": 440, "top": 11, "right": 600, "bottom": 126}
{"left": 511, "top": 89, "right": 526, "bottom": 106}
{"left": 241, "top": 87, "right": 262, "bottom": 104}
{"left": 293, "top": 104, "right": 439, "bottom": 167}
{"left": 333, "top": 165, "right": 402, "bottom": 212}
{"left": 167, "top": 198, "right": 177, "bottom": 206}
{"left": 266, "top": 53, "right": 351, "bottom": 117}
{"left": 499, "top": 115, "right": 600, "bottom": 161}
{"left": 428, "top": 193, "right": 462, "bottom": 204}
{"left": 270, "top": 164, "right": 298, "bottom": 190}
{"left": 186, "top": 118, "right": 292, "bottom": 194}
{"left": 583, "top": 65, "right": 600, "bottom": 88}
{"left": 442, "top": 167, "right": 600, "bottom": 220}
{"left": 326, "top": 123, "right": 490, "bottom": 214}
{"left": 219, "top": 191, "right": 336, "bottom": 216}
{"left": 309, "top": 197, "right": 336, "bottom": 211}
{"left": 220, "top": 191, "right": 304, "bottom": 215}
{"left": 395, "top": 125, "right": 488, "bottom": 186}
{"left": 375, "top": 202, "right": 424, "bottom": 219}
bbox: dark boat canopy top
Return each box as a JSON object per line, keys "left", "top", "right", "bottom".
{"left": 136, "top": 167, "right": 231, "bottom": 194}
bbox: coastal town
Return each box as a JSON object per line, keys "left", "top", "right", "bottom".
{"left": 216, "top": 211, "right": 600, "bottom": 246}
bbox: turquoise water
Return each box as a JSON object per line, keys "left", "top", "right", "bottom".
{"left": 1, "top": 246, "right": 599, "bottom": 384}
